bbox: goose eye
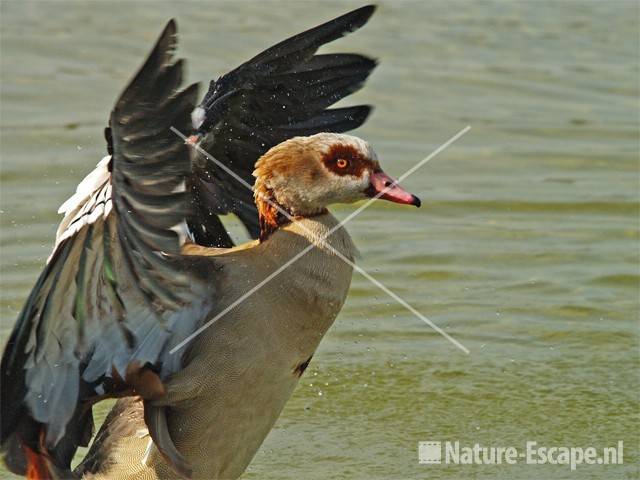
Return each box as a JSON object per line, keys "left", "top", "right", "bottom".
{"left": 336, "top": 158, "right": 349, "bottom": 169}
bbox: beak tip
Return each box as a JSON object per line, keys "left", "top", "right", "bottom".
{"left": 411, "top": 195, "right": 421, "bottom": 208}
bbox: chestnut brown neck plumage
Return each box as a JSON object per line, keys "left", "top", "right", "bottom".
{"left": 255, "top": 186, "right": 291, "bottom": 242}
{"left": 254, "top": 183, "right": 327, "bottom": 242}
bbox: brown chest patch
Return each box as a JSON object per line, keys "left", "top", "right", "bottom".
{"left": 293, "top": 355, "right": 313, "bottom": 377}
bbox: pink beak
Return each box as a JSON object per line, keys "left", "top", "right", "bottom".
{"left": 366, "top": 171, "right": 421, "bottom": 207}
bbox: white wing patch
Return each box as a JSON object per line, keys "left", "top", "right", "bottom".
{"left": 49, "top": 154, "right": 194, "bottom": 264}
{"left": 49, "top": 155, "right": 113, "bottom": 263}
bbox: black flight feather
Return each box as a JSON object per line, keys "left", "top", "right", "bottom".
{"left": 189, "top": 5, "right": 377, "bottom": 247}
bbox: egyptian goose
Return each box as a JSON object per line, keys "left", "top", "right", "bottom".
{"left": 1, "top": 6, "right": 419, "bottom": 479}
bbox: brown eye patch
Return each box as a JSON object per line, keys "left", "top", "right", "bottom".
{"left": 321, "top": 144, "right": 371, "bottom": 177}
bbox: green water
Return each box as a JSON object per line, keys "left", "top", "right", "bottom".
{"left": 1, "top": 1, "right": 638, "bottom": 479}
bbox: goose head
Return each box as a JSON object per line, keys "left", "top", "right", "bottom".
{"left": 253, "top": 132, "right": 420, "bottom": 240}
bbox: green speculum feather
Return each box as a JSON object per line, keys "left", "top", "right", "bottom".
{"left": 102, "top": 220, "right": 118, "bottom": 286}
{"left": 73, "top": 225, "right": 93, "bottom": 341}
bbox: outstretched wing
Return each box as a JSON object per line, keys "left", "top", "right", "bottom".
{"left": 0, "top": 19, "right": 202, "bottom": 464}
{"left": 188, "top": 5, "right": 377, "bottom": 247}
